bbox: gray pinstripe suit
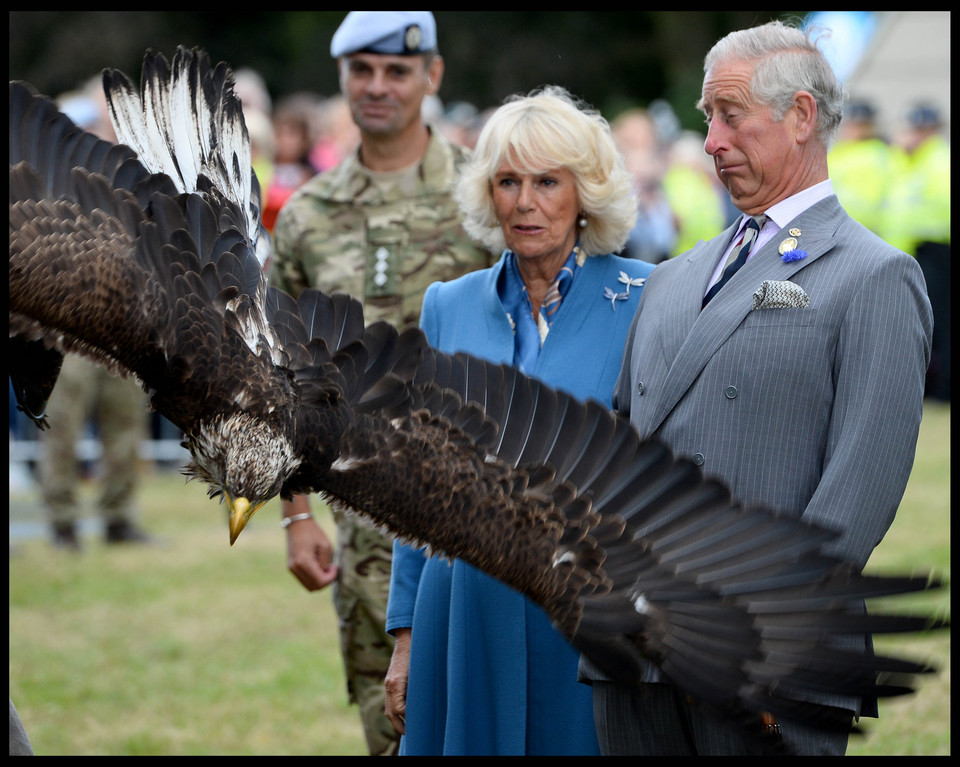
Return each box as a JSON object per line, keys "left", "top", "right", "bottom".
{"left": 586, "top": 195, "right": 933, "bottom": 755}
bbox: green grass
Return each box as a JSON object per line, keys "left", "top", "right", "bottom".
{"left": 846, "top": 400, "right": 950, "bottom": 756}
{"left": 9, "top": 475, "right": 366, "bottom": 755}
{"left": 9, "top": 403, "right": 950, "bottom": 755}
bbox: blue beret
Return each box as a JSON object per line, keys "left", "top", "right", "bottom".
{"left": 330, "top": 11, "right": 437, "bottom": 57}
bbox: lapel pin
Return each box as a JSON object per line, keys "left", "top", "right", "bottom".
{"left": 778, "top": 237, "right": 799, "bottom": 255}
{"left": 789, "top": 228, "right": 801, "bottom": 237}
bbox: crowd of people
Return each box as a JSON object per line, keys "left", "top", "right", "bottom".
{"left": 9, "top": 10, "right": 947, "bottom": 758}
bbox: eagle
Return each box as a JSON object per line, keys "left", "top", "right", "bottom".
{"left": 9, "top": 48, "right": 946, "bottom": 752}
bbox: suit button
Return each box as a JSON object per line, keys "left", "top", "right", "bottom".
{"left": 725, "top": 385, "right": 738, "bottom": 399}
{"left": 693, "top": 453, "right": 705, "bottom": 465}
{"left": 637, "top": 381, "right": 645, "bottom": 395}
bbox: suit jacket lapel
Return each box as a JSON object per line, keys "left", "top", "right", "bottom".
{"left": 735, "top": 197, "right": 846, "bottom": 287}
{"left": 649, "top": 197, "right": 846, "bottom": 433}
{"left": 658, "top": 221, "right": 738, "bottom": 365}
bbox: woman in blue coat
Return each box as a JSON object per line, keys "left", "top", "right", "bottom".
{"left": 384, "top": 86, "right": 655, "bottom": 755}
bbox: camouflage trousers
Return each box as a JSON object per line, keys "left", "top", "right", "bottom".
{"left": 331, "top": 505, "right": 400, "bottom": 756}
{"left": 39, "top": 355, "right": 147, "bottom": 525}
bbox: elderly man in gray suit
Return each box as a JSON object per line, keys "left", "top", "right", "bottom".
{"left": 586, "top": 20, "right": 933, "bottom": 756}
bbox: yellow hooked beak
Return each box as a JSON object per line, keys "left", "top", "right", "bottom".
{"left": 228, "top": 496, "right": 266, "bottom": 545}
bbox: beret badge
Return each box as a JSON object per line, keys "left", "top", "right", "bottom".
{"left": 404, "top": 25, "right": 422, "bottom": 51}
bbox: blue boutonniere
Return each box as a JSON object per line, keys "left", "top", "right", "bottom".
{"left": 778, "top": 232, "right": 807, "bottom": 263}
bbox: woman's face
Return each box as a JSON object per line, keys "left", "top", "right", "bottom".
{"left": 491, "top": 158, "right": 580, "bottom": 269}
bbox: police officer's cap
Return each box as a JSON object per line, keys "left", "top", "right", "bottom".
{"left": 846, "top": 100, "right": 875, "bottom": 123}
{"left": 907, "top": 103, "right": 942, "bottom": 129}
{"left": 331, "top": 11, "right": 437, "bottom": 58}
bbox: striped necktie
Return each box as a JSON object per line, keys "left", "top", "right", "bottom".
{"left": 702, "top": 214, "right": 767, "bottom": 307}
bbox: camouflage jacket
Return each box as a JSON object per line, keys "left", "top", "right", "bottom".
{"left": 270, "top": 128, "right": 493, "bottom": 328}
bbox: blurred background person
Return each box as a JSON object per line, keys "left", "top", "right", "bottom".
{"left": 233, "top": 66, "right": 273, "bottom": 119}
{"left": 611, "top": 108, "right": 677, "bottom": 263}
{"left": 310, "top": 94, "right": 360, "bottom": 173}
{"left": 827, "top": 99, "right": 897, "bottom": 237}
{"left": 36, "top": 79, "right": 153, "bottom": 550}
{"left": 261, "top": 93, "right": 322, "bottom": 232}
{"left": 244, "top": 108, "right": 277, "bottom": 218}
{"left": 39, "top": 354, "right": 153, "bottom": 550}
{"left": 436, "top": 99, "right": 492, "bottom": 151}
{"left": 884, "top": 103, "right": 950, "bottom": 401}
{"left": 661, "top": 130, "right": 736, "bottom": 256}
{"left": 233, "top": 67, "right": 277, "bottom": 208}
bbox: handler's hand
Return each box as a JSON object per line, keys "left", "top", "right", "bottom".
{"left": 385, "top": 628, "right": 412, "bottom": 735}
{"left": 284, "top": 498, "right": 337, "bottom": 591}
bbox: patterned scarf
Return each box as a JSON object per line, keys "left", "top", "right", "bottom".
{"left": 498, "top": 246, "right": 583, "bottom": 374}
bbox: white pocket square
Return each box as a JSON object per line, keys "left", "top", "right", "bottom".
{"left": 752, "top": 280, "right": 809, "bottom": 310}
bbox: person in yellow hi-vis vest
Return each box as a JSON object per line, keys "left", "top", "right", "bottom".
{"left": 883, "top": 104, "right": 950, "bottom": 400}
{"left": 662, "top": 133, "right": 732, "bottom": 256}
{"left": 828, "top": 100, "right": 900, "bottom": 237}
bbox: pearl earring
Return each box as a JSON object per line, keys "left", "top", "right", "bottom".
{"left": 578, "top": 214, "right": 588, "bottom": 228}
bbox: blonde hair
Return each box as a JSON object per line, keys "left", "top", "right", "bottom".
{"left": 456, "top": 86, "right": 636, "bottom": 257}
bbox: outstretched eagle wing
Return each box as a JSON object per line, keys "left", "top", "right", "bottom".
{"left": 9, "top": 76, "right": 173, "bottom": 426}
{"left": 10, "top": 49, "right": 352, "bottom": 436}
{"left": 9, "top": 50, "right": 947, "bottom": 753}
{"left": 312, "top": 322, "right": 945, "bottom": 740}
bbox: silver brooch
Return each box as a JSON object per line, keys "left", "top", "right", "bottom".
{"left": 603, "top": 271, "right": 646, "bottom": 311}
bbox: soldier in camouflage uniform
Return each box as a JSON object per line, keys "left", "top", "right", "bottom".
{"left": 271, "top": 118, "right": 491, "bottom": 329}
{"left": 39, "top": 355, "right": 152, "bottom": 549}
{"left": 269, "top": 12, "right": 492, "bottom": 756}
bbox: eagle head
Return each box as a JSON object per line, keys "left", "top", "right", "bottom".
{"left": 182, "top": 411, "right": 302, "bottom": 545}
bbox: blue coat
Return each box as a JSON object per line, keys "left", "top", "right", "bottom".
{"left": 386, "top": 251, "right": 655, "bottom": 755}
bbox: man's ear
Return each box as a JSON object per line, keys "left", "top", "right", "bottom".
{"left": 426, "top": 55, "right": 445, "bottom": 95}
{"left": 792, "top": 90, "right": 818, "bottom": 144}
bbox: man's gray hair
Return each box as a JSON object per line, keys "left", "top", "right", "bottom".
{"left": 704, "top": 19, "right": 844, "bottom": 146}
